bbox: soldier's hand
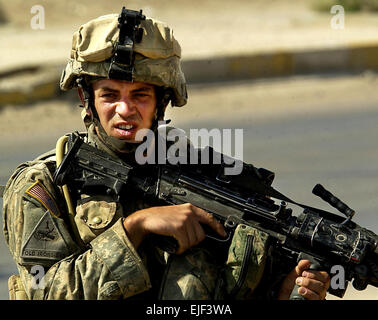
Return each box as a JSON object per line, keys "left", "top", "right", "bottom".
{"left": 277, "top": 259, "right": 330, "bottom": 300}
{"left": 123, "top": 203, "right": 226, "bottom": 254}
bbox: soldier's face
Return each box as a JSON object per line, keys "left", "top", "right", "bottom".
{"left": 93, "top": 79, "right": 157, "bottom": 143}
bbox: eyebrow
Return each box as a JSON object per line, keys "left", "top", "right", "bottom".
{"left": 98, "top": 86, "right": 154, "bottom": 93}
{"left": 130, "top": 86, "right": 155, "bottom": 94}
{"left": 99, "top": 87, "right": 119, "bottom": 93}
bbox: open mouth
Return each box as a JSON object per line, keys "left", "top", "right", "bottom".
{"left": 117, "top": 124, "right": 135, "bottom": 130}
{"left": 114, "top": 123, "right": 138, "bottom": 138}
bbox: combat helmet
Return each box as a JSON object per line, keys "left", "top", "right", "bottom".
{"left": 60, "top": 7, "right": 187, "bottom": 123}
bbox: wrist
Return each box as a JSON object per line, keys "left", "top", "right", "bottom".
{"left": 123, "top": 211, "right": 148, "bottom": 249}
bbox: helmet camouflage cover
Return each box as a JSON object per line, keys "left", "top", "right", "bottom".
{"left": 60, "top": 8, "right": 187, "bottom": 107}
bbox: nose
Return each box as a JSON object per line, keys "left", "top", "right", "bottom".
{"left": 115, "top": 98, "right": 136, "bottom": 117}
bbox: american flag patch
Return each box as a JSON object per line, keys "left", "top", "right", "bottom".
{"left": 26, "top": 181, "right": 61, "bottom": 218}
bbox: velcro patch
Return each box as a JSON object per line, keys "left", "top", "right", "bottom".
{"left": 26, "top": 181, "right": 61, "bottom": 218}
{"left": 21, "top": 210, "right": 71, "bottom": 266}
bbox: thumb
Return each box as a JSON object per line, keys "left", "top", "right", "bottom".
{"left": 295, "top": 259, "right": 312, "bottom": 277}
{"left": 286, "top": 259, "right": 310, "bottom": 284}
{"left": 278, "top": 259, "right": 311, "bottom": 298}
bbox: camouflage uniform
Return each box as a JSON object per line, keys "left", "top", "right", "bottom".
{"left": 2, "top": 9, "right": 273, "bottom": 300}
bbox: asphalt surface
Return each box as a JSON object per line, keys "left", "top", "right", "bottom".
{"left": 0, "top": 74, "right": 377, "bottom": 300}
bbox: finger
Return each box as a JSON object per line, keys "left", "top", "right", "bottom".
{"left": 296, "top": 277, "right": 327, "bottom": 296}
{"left": 192, "top": 220, "right": 206, "bottom": 244}
{"left": 191, "top": 206, "right": 226, "bottom": 237}
{"left": 302, "top": 270, "right": 330, "bottom": 286}
{"left": 284, "top": 259, "right": 314, "bottom": 287}
{"left": 184, "top": 219, "right": 200, "bottom": 248}
{"left": 295, "top": 259, "right": 312, "bottom": 276}
{"left": 177, "top": 219, "right": 207, "bottom": 254}
{"left": 174, "top": 227, "right": 190, "bottom": 255}
{"left": 296, "top": 286, "right": 323, "bottom": 300}
{"left": 175, "top": 238, "right": 189, "bottom": 255}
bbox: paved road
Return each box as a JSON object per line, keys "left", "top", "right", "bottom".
{"left": 0, "top": 75, "right": 377, "bottom": 300}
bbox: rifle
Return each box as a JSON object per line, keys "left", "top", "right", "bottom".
{"left": 53, "top": 132, "right": 378, "bottom": 299}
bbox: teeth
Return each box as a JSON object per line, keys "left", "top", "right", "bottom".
{"left": 118, "top": 124, "right": 134, "bottom": 130}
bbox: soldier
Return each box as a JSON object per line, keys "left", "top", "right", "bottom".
{"left": 2, "top": 7, "right": 329, "bottom": 300}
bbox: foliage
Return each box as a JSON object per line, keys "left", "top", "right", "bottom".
{"left": 312, "top": 0, "right": 378, "bottom": 12}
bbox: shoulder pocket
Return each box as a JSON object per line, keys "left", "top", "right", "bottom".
{"left": 75, "top": 195, "right": 120, "bottom": 243}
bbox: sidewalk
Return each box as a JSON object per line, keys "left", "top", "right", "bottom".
{"left": 0, "top": 0, "right": 378, "bottom": 105}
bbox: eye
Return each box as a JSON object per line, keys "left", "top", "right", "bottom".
{"left": 101, "top": 93, "right": 117, "bottom": 99}
{"left": 134, "top": 93, "right": 150, "bottom": 98}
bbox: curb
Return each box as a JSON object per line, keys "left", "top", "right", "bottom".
{"left": 0, "top": 65, "right": 63, "bottom": 106}
{"left": 182, "top": 42, "right": 378, "bottom": 83}
{"left": 1, "top": 42, "right": 378, "bottom": 107}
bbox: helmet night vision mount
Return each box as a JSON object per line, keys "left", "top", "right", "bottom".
{"left": 108, "top": 6, "right": 146, "bottom": 82}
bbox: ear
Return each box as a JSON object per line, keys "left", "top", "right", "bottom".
{"left": 78, "top": 87, "right": 93, "bottom": 120}
{"left": 85, "top": 107, "right": 93, "bottom": 119}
